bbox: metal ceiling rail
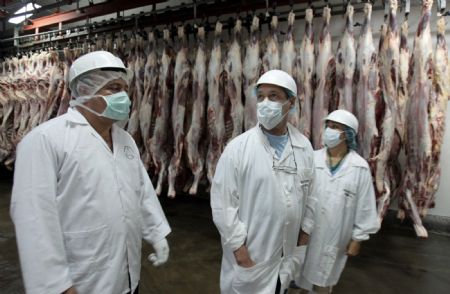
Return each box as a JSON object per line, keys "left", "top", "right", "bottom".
{"left": 0, "top": 0, "right": 285, "bottom": 42}
{"left": 0, "top": 0, "right": 418, "bottom": 52}
{"left": 0, "top": 0, "right": 214, "bottom": 43}
{"left": 18, "top": 0, "right": 317, "bottom": 32}
{"left": 0, "top": 24, "right": 87, "bottom": 43}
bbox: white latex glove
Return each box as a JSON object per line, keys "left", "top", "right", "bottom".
{"left": 148, "top": 238, "right": 169, "bottom": 267}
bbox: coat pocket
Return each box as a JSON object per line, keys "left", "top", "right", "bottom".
{"left": 295, "top": 168, "right": 313, "bottom": 203}
{"left": 232, "top": 255, "right": 281, "bottom": 294}
{"left": 63, "top": 225, "right": 111, "bottom": 281}
{"left": 343, "top": 182, "right": 357, "bottom": 208}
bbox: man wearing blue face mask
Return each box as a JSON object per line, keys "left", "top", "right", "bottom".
{"left": 10, "top": 51, "right": 171, "bottom": 294}
{"left": 295, "top": 110, "right": 379, "bottom": 294}
{"left": 211, "top": 69, "right": 317, "bottom": 294}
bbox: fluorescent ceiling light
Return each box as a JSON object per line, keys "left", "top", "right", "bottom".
{"left": 8, "top": 3, "right": 42, "bottom": 24}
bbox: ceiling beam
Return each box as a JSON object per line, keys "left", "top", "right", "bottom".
{"left": 22, "top": 0, "right": 165, "bottom": 31}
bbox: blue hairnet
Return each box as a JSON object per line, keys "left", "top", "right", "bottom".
{"left": 286, "top": 89, "right": 298, "bottom": 114}
{"left": 344, "top": 126, "right": 358, "bottom": 150}
{"left": 284, "top": 88, "right": 296, "bottom": 100}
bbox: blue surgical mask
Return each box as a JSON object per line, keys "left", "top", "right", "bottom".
{"left": 70, "top": 91, "right": 131, "bottom": 121}
{"left": 257, "top": 99, "right": 290, "bottom": 130}
{"left": 324, "top": 127, "right": 344, "bottom": 148}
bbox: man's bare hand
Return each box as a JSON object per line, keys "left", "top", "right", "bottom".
{"left": 298, "top": 230, "right": 310, "bottom": 246}
{"left": 233, "top": 245, "right": 256, "bottom": 268}
{"left": 62, "top": 287, "right": 77, "bottom": 294}
{"left": 346, "top": 240, "right": 361, "bottom": 256}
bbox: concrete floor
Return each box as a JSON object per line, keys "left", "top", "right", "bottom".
{"left": 1, "top": 172, "right": 450, "bottom": 294}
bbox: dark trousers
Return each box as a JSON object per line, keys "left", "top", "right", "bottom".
{"left": 275, "top": 277, "right": 281, "bottom": 293}
{"left": 127, "top": 284, "right": 139, "bottom": 294}
{"left": 275, "top": 277, "right": 288, "bottom": 294}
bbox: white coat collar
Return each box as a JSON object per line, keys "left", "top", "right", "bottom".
{"left": 315, "top": 148, "right": 366, "bottom": 177}
{"left": 316, "top": 148, "right": 364, "bottom": 166}
{"left": 256, "top": 123, "right": 307, "bottom": 165}
{"left": 256, "top": 123, "right": 307, "bottom": 149}
{"left": 287, "top": 124, "right": 307, "bottom": 148}
{"left": 66, "top": 107, "right": 90, "bottom": 125}
{"left": 314, "top": 148, "right": 328, "bottom": 169}
{"left": 66, "top": 107, "right": 120, "bottom": 153}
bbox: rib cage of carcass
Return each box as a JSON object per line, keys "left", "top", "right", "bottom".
{"left": 0, "top": 1, "right": 449, "bottom": 238}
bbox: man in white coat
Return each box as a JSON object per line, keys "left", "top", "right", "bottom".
{"left": 298, "top": 110, "right": 380, "bottom": 293}
{"left": 211, "top": 70, "right": 317, "bottom": 294}
{"left": 10, "top": 51, "right": 171, "bottom": 294}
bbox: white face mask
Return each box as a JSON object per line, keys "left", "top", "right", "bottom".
{"left": 324, "top": 127, "right": 344, "bottom": 148}
{"left": 257, "top": 99, "right": 290, "bottom": 130}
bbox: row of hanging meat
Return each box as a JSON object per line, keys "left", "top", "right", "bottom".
{"left": 0, "top": 0, "right": 448, "bottom": 237}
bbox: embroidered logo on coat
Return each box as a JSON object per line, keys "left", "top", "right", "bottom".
{"left": 124, "top": 146, "right": 135, "bottom": 159}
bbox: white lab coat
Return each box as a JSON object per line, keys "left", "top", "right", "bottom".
{"left": 211, "top": 124, "right": 317, "bottom": 294}
{"left": 301, "top": 148, "right": 379, "bottom": 288}
{"left": 10, "top": 108, "right": 171, "bottom": 294}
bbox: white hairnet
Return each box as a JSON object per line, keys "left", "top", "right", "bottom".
{"left": 70, "top": 69, "right": 130, "bottom": 98}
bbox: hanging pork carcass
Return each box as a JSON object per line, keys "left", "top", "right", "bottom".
{"left": 0, "top": 81, "right": 16, "bottom": 164}
{"left": 395, "top": 17, "right": 411, "bottom": 218}
{"left": 40, "top": 51, "right": 64, "bottom": 124}
{"left": 397, "top": 19, "right": 410, "bottom": 143}
{"left": 58, "top": 48, "right": 82, "bottom": 116}
{"left": 140, "top": 31, "right": 159, "bottom": 169}
{"left": 425, "top": 15, "right": 450, "bottom": 216}
{"left": 114, "top": 32, "right": 126, "bottom": 60}
{"left": 126, "top": 34, "right": 139, "bottom": 139}
{"left": 224, "top": 19, "right": 244, "bottom": 142}
{"left": 312, "top": 6, "right": 335, "bottom": 149}
{"left": 355, "top": 3, "right": 381, "bottom": 163}
{"left": 262, "top": 15, "right": 280, "bottom": 72}
{"left": 168, "top": 26, "right": 191, "bottom": 198}
{"left": 243, "top": 16, "right": 261, "bottom": 131}
{"left": 128, "top": 34, "right": 147, "bottom": 149}
{"left": 20, "top": 79, "right": 39, "bottom": 138}
{"left": 295, "top": 8, "right": 314, "bottom": 140}
{"left": 206, "top": 21, "right": 226, "bottom": 184}
{"left": 148, "top": 29, "right": 175, "bottom": 196}
{"left": 11, "top": 79, "right": 30, "bottom": 153}
{"left": 0, "top": 82, "right": 11, "bottom": 162}
{"left": 400, "top": 0, "right": 435, "bottom": 238}
{"left": 0, "top": 51, "right": 64, "bottom": 167}
{"left": 0, "top": 81, "right": 12, "bottom": 160}
{"left": 105, "top": 33, "right": 113, "bottom": 52}
{"left": 281, "top": 11, "right": 299, "bottom": 128}
{"left": 335, "top": 4, "right": 356, "bottom": 113}
{"left": 185, "top": 26, "right": 208, "bottom": 195}
{"left": 35, "top": 53, "right": 53, "bottom": 126}
{"left": 374, "top": 0, "right": 400, "bottom": 222}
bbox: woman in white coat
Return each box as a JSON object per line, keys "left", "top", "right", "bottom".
{"left": 298, "top": 110, "right": 380, "bottom": 293}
